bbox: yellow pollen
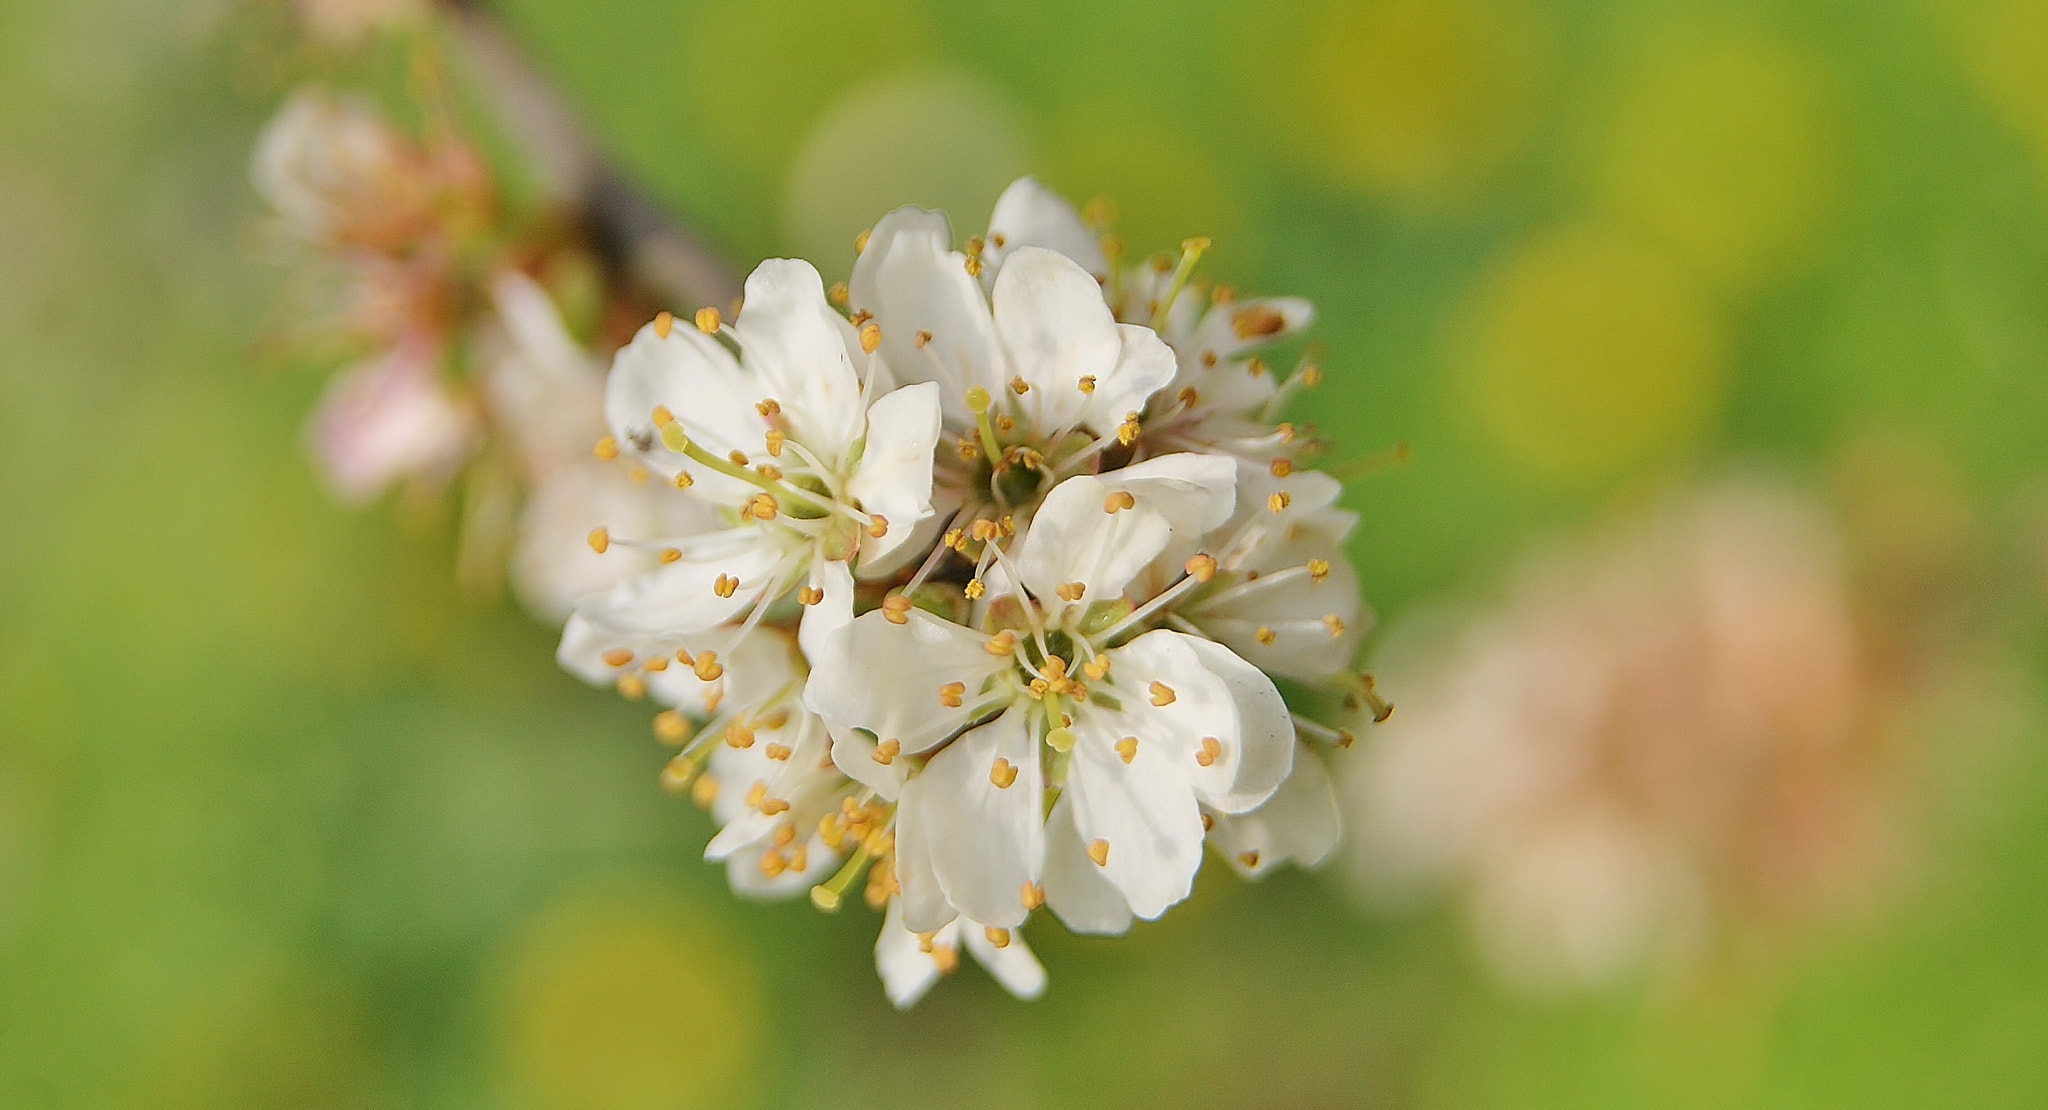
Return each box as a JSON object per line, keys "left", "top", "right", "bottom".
{"left": 1201, "top": 350, "right": 1218, "bottom": 367}
{"left": 728, "top": 449, "right": 749, "bottom": 466}
{"left": 703, "top": 685, "right": 724, "bottom": 713}
{"left": 593, "top": 435, "right": 619, "bottom": 461}
{"left": 1324, "top": 614, "right": 1345, "bottom": 638}
{"left": 990, "top": 757, "right": 1018, "bottom": 789}
{"left": 1001, "top": 515, "right": 1015, "bottom": 535}
{"left": 943, "top": 528, "right": 966, "bottom": 551}
{"left": 1254, "top": 626, "right": 1276, "bottom": 646}
{"left": 860, "top": 322, "right": 882, "bottom": 354}
{"left": 932, "top": 944, "right": 960, "bottom": 974}
{"left": 1276, "top": 422, "right": 1296, "bottom": 443}
{"left": 786, "top": 844, "right": 807, "bottom": 872}
{"left": 713, "top": 574, "right": 739, "bottom": 599}
{"left": 1268, "top": 491, "right": 1292, "bottom": 513}
{"left": 1238, "top": 850, "right": 1261, "bottom": 869}
{"left": 939, "top": 681, "right": 966, "bottom": 708}
{"left": 744, "top": 781, "right": 767, "bottom": 808}
{"left": 1308, "top": 558, "right": 1330, "bottom": 582}
{"left": 642, "top": 655, "right": 669, "bottom": 672}
{"left": 1233, "top": 305, "right": 1287, "bottom": 340}
{"left": 587, "top": 527, "right": 610, "bottom": 554}
{"left": 1021, "top": 881, "right": 1044, "bottom": 909}
{"left": 653, "top": 311, "right": 674, "bottom": 338}
{"left": 1247, "top": 357, "right": 1267, "bottom": 378}
{"left": 914, "top": 329, "right": 933, "bottom": 347}
{"left": 755, "top": 463, "right": 782, "bottom": 481}
{"left": 1270, "top": 457, "right": 1293, "bottom": 478}
{"left": 758, "top": 849, "right": 786, "bottom": 878}
{"left": 765, "top": 742, "right": 791, "bottom": 762}
{"left": 965, "top": 235, "right": 985, "bottom": 256}
{"left": 1116, "top": 413, "right": 1141, "bottom": 446}
{"left": 855, "top": 227, "right": 871, "bottom": 253}
{"left": 984, "top": 631, "right": 1016, "bottom": 656}
{"left": 827, "top": 281, "right": 848, "bottom": 306}
{"left": 752, "top": 493, "right": 779, "bottom": 521}
{"left": 798, "top": 586, "right": 823, "bottom": 606}
{"left": 772, "top": 821, "right": 797, "bottom": 848}
{"left": 867, "top": 515, "right": 889, "bottom": 538}
{"left": 1301, "top": 364, "right": 1323, "bottom": 388}
{"left": 691, "top": 773, "right": 719, "bottom": 807}
{"left": 725, "top": 721, "right": 754, "bottom": 749}
{"left": 1149, "top": 681, "right": 1176, "bottom": 707}
{"left": 1196, "top": 736, "right": 1222, "bottom": 767}
{"left": 1185, "top": 554, "right": 1217, "bottom": 582}
{"left": 964, "top": 255, "right": 983, "bottom": 278}
{"left": 1077, "top": 375, "right": 1097, "bottom": 394}
{"left": 963, "top": 579, "right": 986, "bottom": 600}
{"left": 1115, "top": 736, "right": 1138, "bottom": 764}
{"left": 1087, "top": 839, "right": 1110, "bottom": 867}
{"left": 995, "top": 414, "right": 1015, "bottom": 433}
{"left": 653, "top": 710, "right": 690, "bottom": 744}
{"left": 1201, "top": 812, "right": 1214, "bottom": 832}
{"left": 1103, "top": 490, "right": 1137, "bottom": 514}
{"left": 970, "top": 519, "right": 999, "bottom": 542}
{"left": 658, "top": 547, "right": 682, "bottom": 564}
{"left": 1083, "top": 654, "right": 1110, "bottom": 680}
{"left": 674, "top": 470, "right": 694, "bottom": 489}
{"left": 652, "top": 404, "right": 676, "bottom": 426}
{"left": 1178, "top": 386, "right": 1200, "bottom": 408}
{"left": 600, "top": 647, "right": 633, "bottom": 668}
{"left": 755, "top": 398, "right": 781, "bottom": 417}
{"left": 694, "top": 306, "right": 721, "bottom": 333}
{"left": 759, "top": 796, "right": 790, "bottom": 816}
{"left": 692, "top": 650, "right": 722, "bottom": 681}
{"left": 658, "top": 757, "right": 695, "bottom": 795}
{"left": 957, "top": 439, "right": 979, "bottom": 461}
{"left": 616, "top": 674, "right": 646, "bottom": 701}
{"left": 1056, "top": 581, "right": 1086, "bottom": 602}
{"left": 917, "top": 931, "right": 936, "bottom": 954}
{"left": 882, "top": 595, "right": 912, "bottom": 625}
{"left": 871, "top": 738, "right": 901, "bottom": 766}
{"left": 1009, "top": 375, "right": 1030, "bottom": 395}
{"left": 1027, "top": 678, "right": 1050, "bottom": 698}
{"left": 850, "top": 309, "right": 872, "bottom": 326}
{"left": 985, "top": 926, "right": 1012, "bottom": 949}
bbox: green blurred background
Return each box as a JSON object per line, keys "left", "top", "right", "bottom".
{"left": 5, "top": 0, "right": 2048, "bottom": 1106}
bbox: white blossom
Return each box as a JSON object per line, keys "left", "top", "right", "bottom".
{"left": 305, "top": 335, "right": 477, "bottom": 503}
{"left": 874, "top": 898, "right": 1046, "bottom": 1009}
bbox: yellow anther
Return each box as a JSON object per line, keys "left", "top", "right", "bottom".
{"left": 1009, "top": 375, "right": 1030, "bottom": 395}
{"left": 871, "top": 738, "right": 901, "bottom": 766}
{"left": 1300, "top": 364, "right": 1323, "bottom": 388}
{"left": 855, "top": 228, "right": 872, "bottom": 253}
{"left": 1233, "top": 304, "right": 1287, "bottom": 340}
{"left": 882, "top": 595, "right": 912, "bottom": 625}
{"left": 587, "top": 527, "right": 611, "bottom": 554}
{"left": 713, "top": 574, "right": 739, "bottom": 599}
{"left": 827, "top": 281, "right": 849, "bottom": 306}
{"left": 1276, "top": 422, "right": 1296, "bottom": 443}
{"left": 694, "top": 306, "right": 721, "bottom": 333}
{"left": 703, "top": 685, "right": 724, "bottom": 713}
{"left": 1178, "top": 386, "right": 1200, "bottom": 408}
{"left": 1195, "top": 736, "right": 1222, "bottom": 768}
{"left": 690, "top": 773, "right": 720, "bottom": 807}
{"left": 756, "top": 397, "right": 782, "bottom": 417}
{"left": 1308, "top": 558, "right": 1330, "bottom": 582}
{"left": 1324, "top": 614, "right": 1345, "bottom": 638}
{"left": 957, "top": 439, "right": 980, "bottom": 461}
{"left": 995, "top": 414, "right": 1015, "bottom": 433}
{"left": 963, "top": 578, "right": 986, "bottom": 600}
{"left": 917, "top": 931, "right": 936, "bottom": 954}
{"left": 759, "top": 796, "right": 790, "bottom": 815}
{"left": 600, "top": 647, "right": 633, "bottom": 668}
{"left": 914, "top": 329, "right": 933, "bottom": 347}
{"left": 653, "top": 710, "right": 691, "bottom": 745}
{"left": 725, "top": 721, "right": 755, "bottom": 749}
{"left": 616, "top": 673, "right": 646, "bottom": 700}
{"left": 673, "top": 470, "right": 694, "bottom": 489}
{"left": 1021, "top": 881, "right": 1044, "bottom": 909}
{"left": 1027, "top": 678, "right": 1050, "bottom": 698}
{"left": 765, "top": 742, "right": 791, "bottom": 762}
{"left": 1082, "top": 654, "right": 1110, "bottom": 681}
{"left": 658, "top": 756, "right": 695, "bottom": 795}
{"left": 1115, "top": 736, "right": 1138, "bottom": 764}
{"left": 1087, "top": 839, "right": 1110, "bottom": 867}
{"left": 628, "top": 465, "right": 650, "bottom": 484}
{"left": 1045, "top": 727, "right": 1076, "bottom": 753}
{"left": 964, "top": 255, "right": 983, "bottom": 278}
{"left": 594, "top": 435, "right": 619, "bottom": 461}
{"left": 758, "top": 849, "right": 787, "bottom": 878}
{"left": 943, "top": 528, "right": 966, "bottom": 551}
{"left": 745, "top": 781, "right": 767, "bottom": 809}
{"left": 756, "top": 463, "right": 782, "bottom": 481}
{"left": 1056, "top": 581, "right": 1086, "bottom": 602}
{"left": 1201, "top": 350, "right": 1219, "bottom": 367}
{"left": 984, "top": 631, "right": 1017, "bottom": 656}
{"left": 970, "top": 518, "right": 999, "bottom": 542}
{"left": 1185, "top": 554, "right": 1217, "bottom": 582}
{"left": 939, "top": 682, "right": 966, "bottom": 709}
{"left": 1268, "top": 491, "right": 1292, "bottom": 513}
{"left": 652, "top": 404, "right": 676, "bottom": 427}
{"left": 653, "top": 311, "right": 674, "bottom": 338}
{"left": 1238, "top": 850, "right": 1261, "bottom": 869}
{"left": 658, "top": 547, "right": 682, "bottom": 564}
{"left": 868, "top": 515, "right": 889, "bottom": 539}
{"left": 772, "top": 821, "right": 798, "bottom": 848}
{"left": 1337, "top": 727, "right": 1358, "bottom": 748}
{"left": 1212, "top": 284, "right": 1237, "bottom": 304}
{"left": 692, "top": 650, "right": 722, "bottom": 681}
{"left": 798, "top": 586, "right": 824, "bottom": 606}
{"left": 1270, "top": 457, "right": 1293, "bottom": 478}
{"left": 965, "top": 235, "right": 985, "bottom": 257}
{"left": 985, "top": 926, "right": 1012, "bottom": 949}
{"left": 1103, "top": 490, "right": 1137, "bottom": 514}
{"left": 786, "top": 843, "right": 807, "bottom": 872}
{"left": 1200, "top": 812, "right": 1214, "bottom": 832}
{"left": 964, "top": 386, "right": 992, "bottom": 414}
{"left": 859, "top": 321, "right": 882, "bottom": 355}
{"left": 1149, "top": 681, "right": 1176, "bottom": 707}
{"left": 932, "top": 943, "right": 960, "bottom": 974}
{"left": 1255, "top": 626, "right": 1276, "bottom": 646}
{"left": 1077, "top": 375, "right": 1097, "bottom": 394}
{"left": 728, "top": 449, "right": 749, "bottom": 467}
{"left": 1000, "top": 515, "right": 1015, "bottom": 535}
{"left": 1246, "top": 356, "right": 1267, "bottom": 377}
{"left": 990, "top": 757, "right": 1018, "bottom": 789}
{"left": 752, "top": 493, "right": 779, "bottom": 521}
{"left": 642, "top": 654, "right": 668, "bottom": 672}
{"left": 1116, "top": 413, "right": 1142, "bottom": 446}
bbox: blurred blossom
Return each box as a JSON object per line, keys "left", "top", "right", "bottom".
{"left": 1263, "top": 0, "right": 1550, "bottom": 205}
{"left": 293, "top": 0, "right": 424, "bottom": 46}
{"left": 306, "top": 334, "right": 479, "bottom": 504}
{"left": 1460, "top": 223, "right": 1725, "bottom": 483}
{"left": 1596, "top": 36, "right": 1840, "bottom": 292}
{"left": 1343, "top": 480, "right": 1899, "bottom": 993}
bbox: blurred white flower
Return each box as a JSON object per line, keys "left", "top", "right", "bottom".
{"left": 305, "top": 335, "right": 477, "bottom": 503}
{"left": 293, "top": 0, "right": 425, "bottom": 46}
{"left": 1342, "top": 480, "right": 1894, "bottom": 994}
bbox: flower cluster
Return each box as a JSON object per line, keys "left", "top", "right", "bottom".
{"left": 560, "top": 179, "right": 1382, "bottom": 1005}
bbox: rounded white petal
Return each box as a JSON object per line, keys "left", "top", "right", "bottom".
{"left": 573, "top": 527, "right": 789, "bottom": 637}
{"left": 1040, "top": 794, "right": 1134, "bottom": 936}
{"left": 905, "top": 709, "right": 1044, "bottom": 929}
{"left": 1010, "top": 473, "right": 1172, "bottom": 612}
{"left": 847, "top": 381, "right": 942, "bottom": 567}
{"left": 511, "top": 461, "right": 722, "bottom": 626}
{"left": 984, "top": 176, "right": 1107, "bottom": 281}
{"left": 875, "top": 900, "right": 957, "bottom": 1010}
{"left": 848, "top": 206, "right": 1002, "bottom": 427}
{"left": 893, "top": 773, "right": 958, "bottom": 934}
{"left": 805, "top": 610, "right": 1011, "bottom": 755}
{"left": 603, "top": 318, "right": 758, "bottom": 505}
{"left": 962, "top": 918, "right": 1047, "bottom": 1001}
{"left": 733, "top": 258, "right": 866, "bottom": 457}
{"left": 1065, "top": 707, "right": 1206, "bottom": 920}
{"left": 1109, "top": 630, "right": 1294, "bottom": 814}
{"left": 990, "top": 247, "right": 1128, "bottom": 434}
{"left": 797, "top": 558, "right": 856, "bottom": 666}
{"left": 1208, "top": 745, "right": 1341, "bottom": 879}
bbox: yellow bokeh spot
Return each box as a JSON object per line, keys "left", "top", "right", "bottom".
{"left": 1272, "top": 0, "right": 1551, "bottom": 204}
{"left": 1943, "top": 0, "right": 2048, "bottom": 169}
{"left": 1460, "top": 225, "right": 1725, "bottom": 483}
{"left": 498, "top": 894, "right": 762, "bottom": 1110}
{"left": 1597, "top": 37, "right": 1840, "bottom": 292}
{"left": 781, "top": 70, "right": 1033, "bottom": 275}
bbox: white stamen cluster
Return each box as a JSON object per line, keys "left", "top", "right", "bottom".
{"left": 561, "top": 178, "right": 1383, "bottom": 1007}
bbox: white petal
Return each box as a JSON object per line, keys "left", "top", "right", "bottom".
{"left": 307, "top": 344, "right": 478, "bottom": 504}
{"left": 1176, "top": 634, "right": 1297, "bottom": 813}
{"left": 848, "top": 206, "right": 1003, "bottom": 427}
{"left": 847, "top": 381, "right": 942, "bottom": 567}
{"left": 645, "top": 624, "right": 804, "bottom": 718}
{"left": 1040, "top": 793, "right": 1134, "bottom": 935}
{"left": 804, "top": 610, "right": 1010, "bottom": 755}
{"left": 724, "top": 833, "right": 838, "bottom": 899}
{"left": 1193, "top": 542, "right": 1366, "bottom": 682}
{"left": 732, "top": 258, "right": 867, "bottom": 457}
{"left": 830, "top": 728, "right": 907, "bottom": 801}
{"left": 962, "top": 919, "right": 1047, "bottom": 1000}
{"left": 572, "top": 526, "right": 789, "bottom": 637}
{"left": 893, "top": 772, "right": 958, "bottom": 934}
{"left": 797, "top": 558, "right": 856, "bottom": 665}
{"left": 1186, "top": 295, "right": 1317, "bottom": 364}
{"left": 1010, "top": 473, "right": 1171, "bottom": 613}
{"left": 554, "top": 613, "right": 687, "bottom": 687}
{"left": 875, "top": 899, "right": 951, "bottom": 1009}
{"left": 1107, "top": 630, "right": 1293, "bottom": 814}
{"left": 1094, "top": 322, "right": 1177, "bottom": 429}
{"left": 1097, "top": 452, "right": 1239, "bottom": 541}
{"left": 1208, "top": 745, "right": 1341, "bottom": 878}
{"left": 984, "top": 176, "right": 1106, "bottom": 281}
{"left": 991, "top": 247, "right": 1126, "bottom": 434}
{"left": 603, "top": 317, "right": 759, "bottom": 505}
{"left": 906, "top": 709, "right": 1044, "bottom": 928}
{"left": 511, "top": 461, "right": 722, "bottom": 626}
{"left": 1064, "top": 709, "right": 1206, "bottom": 920}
